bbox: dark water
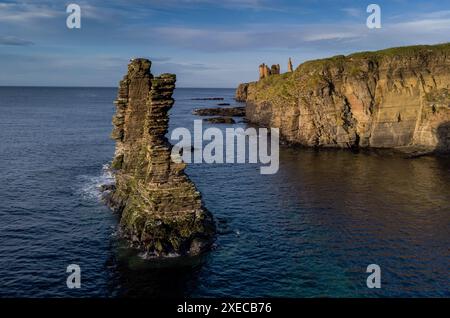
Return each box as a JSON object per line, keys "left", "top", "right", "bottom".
{"left": 0, "top": 87, "right": 448, "bottom": 298}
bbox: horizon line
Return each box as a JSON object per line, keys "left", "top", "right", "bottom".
{"left": 0, "top": 85, "right": 236, "bottom": 89}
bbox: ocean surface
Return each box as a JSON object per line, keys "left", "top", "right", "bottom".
{"left": 0, "top": 87, "right": 448, "bottom": 298}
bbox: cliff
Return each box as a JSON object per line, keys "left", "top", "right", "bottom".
{"left": 240, "top": 43, "right": 450, "bottom": 153}
{"left": 108, "top": 59, "right": 215, "bottom": 257}
{"left": 235, "top": 83, "right": 249, "bottom": 102}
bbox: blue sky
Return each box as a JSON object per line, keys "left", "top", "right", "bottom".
{"left": 0, "top": 0, "right": 449, "bottom": 87}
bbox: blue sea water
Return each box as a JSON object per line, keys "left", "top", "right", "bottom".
{"left": 0, "top": 87, "right": 448, "bottom": 298}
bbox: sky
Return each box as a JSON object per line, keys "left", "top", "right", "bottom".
{"left": 0, "top": 0, "right": 449, "bottom": 87}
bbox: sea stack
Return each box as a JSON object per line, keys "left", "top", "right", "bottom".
{"left": 108, "top": 58, "right": 215, "bottom": 257}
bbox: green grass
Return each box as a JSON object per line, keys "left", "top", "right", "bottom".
{"left": 348, "top": 42, "right": 450, "bottom": 59}
{"left": 297, "top": 42, "right": 450, "bottom": 73}
{"left": 247, "top": 42, "right": 450, "bottom": 105}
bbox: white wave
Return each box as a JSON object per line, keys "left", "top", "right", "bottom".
{"left": 78, "top": 163, "right": 115, "bottom": 201}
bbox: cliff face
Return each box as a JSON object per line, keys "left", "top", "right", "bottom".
{"left": 109, "top": 59, "right": 215, "bottom": 257}
{"left": 243, "top": 44, "right": 450, "bottom": 152}
{"left": 235, "top": 83, "right": 249, "bottom": 102}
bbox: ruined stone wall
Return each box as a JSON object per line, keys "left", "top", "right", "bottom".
{"left": 271, "top": 64, "right": 280, "bottom": 75}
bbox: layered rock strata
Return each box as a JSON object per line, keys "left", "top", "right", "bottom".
{"left": 239, "top": 44, "right": 450, "bottom": 152}
{"left": 109, "top": 58, "right": 215, "bottom": 257}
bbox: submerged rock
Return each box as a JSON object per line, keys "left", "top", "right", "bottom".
{"left": 191, "top": 97, "right": 224, "bottom": 100}
{"left": 108, "top": 58, "right": 215, "bottom": 257}
{"left": 193, "top": 106, "right": 245, "bottom": 117}
{"left": 204, "top": 117, "right": 236, "bottom": 124}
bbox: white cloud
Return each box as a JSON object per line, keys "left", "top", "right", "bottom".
{"left": 303, "top": 32, "right": 361, "bottom": 42}
{"left": 147, "top": 0, "right": 281, "bottom": 11}
{"left": 0, "top": 2, "right": 59, "bottom": 22}
{"left": 420, "top": 10, "right": 450, "bottom": 19}
{"left": 393, "top": 18, "right": 450, "bottom": 32}
{"left": 147, "top": 24, "right": 366, "bottom": 51}
{"left": 0, "top": 35, "right": 34, "bottom": 46}
{"left": 341, "top": 7, "right": 362, "bottom": 17}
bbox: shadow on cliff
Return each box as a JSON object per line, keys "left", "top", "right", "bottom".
{"left": 436, "top": 122, "right": 450, "bottom": 154}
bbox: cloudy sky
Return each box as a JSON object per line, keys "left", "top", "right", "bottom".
{"left": 0, "top": 0, "right": 449, "bottom": 87}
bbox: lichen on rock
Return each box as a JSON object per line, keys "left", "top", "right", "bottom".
{"left": 107, "top": 58, "right": 215, "bottom": 257}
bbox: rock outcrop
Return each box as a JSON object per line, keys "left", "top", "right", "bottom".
{"left": 235, "top": 83, "right": 249, "bottom": 102}
{"left": 288, "top": 58, "right": 293, "bottom": 73}
{"left": 204, "top": 117, "right": 236, "bottom": 124}
{"left": 240, "top": 43, "right": 450, "bottom": 153}
{"left": 193, "top": 106, "right": 245, "bottom": 117}
{"left": 108, "top": 58, "right": 215, "bottom": 257}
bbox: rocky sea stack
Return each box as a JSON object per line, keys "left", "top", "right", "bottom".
{"left": 237, "top": 43, "right": 450, "bottom": 153}
{"left": 107, "top": 58, "right": 215, "bottom": 257}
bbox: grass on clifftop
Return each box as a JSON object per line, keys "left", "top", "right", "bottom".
{"left": 248, "top": 42, "right": 450, "bottom": 104}
{"left": 348, "top": 42, "right": 450, "bottom": 59}
{"left": 298, "top": 42, "right": 450, "bottom": 71}
{"left": 252, "top": 72, "right": 298, "bottom": 102}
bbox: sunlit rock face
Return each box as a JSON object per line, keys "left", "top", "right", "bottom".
{"left": 109, "top": 58, "right": 215, "bottom": 257}
{"left": 240, "top": 44, "right": 450, "bottom": 153}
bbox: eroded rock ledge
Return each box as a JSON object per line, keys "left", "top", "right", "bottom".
{"left": 236, "top": 43, "right": 450, "bottom": 153}
{"left": 107, "top": 58, "right": 215, "bottom": 257}
{"left": 193, "top": 106, "right": 245, "bottom": 117}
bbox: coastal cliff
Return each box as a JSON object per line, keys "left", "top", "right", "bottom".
{"left": 239, "top": 43, "right": 450, "bottom": 152}
{"left": 235, "top": 83, "right": 249, "bottom": 102}
{"left": 108, "top": 59, "right": 215, "bottom": 257}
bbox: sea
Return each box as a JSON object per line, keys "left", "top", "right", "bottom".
{"left": 0, "top": 87, "right": 448, "bottom": 297}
